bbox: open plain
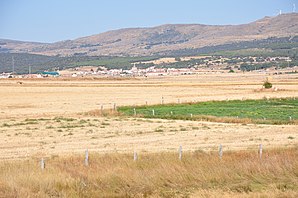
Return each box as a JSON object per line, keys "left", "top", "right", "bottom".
{"left": 0, "top": 73, "right": 298, "bottom": 197}
{"left": 0, "top": 73, "right": 297, "bottom": 159}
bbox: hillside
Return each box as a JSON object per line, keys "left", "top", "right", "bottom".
{"left": 1, "top": 35, "right": 298, "bottom": 74}
{"left": 0, "top": 13, "right": 297, "bottom": 57}
{"left": 0, "top": 53, "right": 159, "bottom": 74}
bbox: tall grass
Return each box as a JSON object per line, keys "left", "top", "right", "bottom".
{"left": 0, "top": 148, "right": 297, "bottom": 197}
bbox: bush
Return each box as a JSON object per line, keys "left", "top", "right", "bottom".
{"left": 175, "top": 57, "right": 181, "bottom": 61}
{"left": 263, "top": 80, "right": 272, "bottom": 89}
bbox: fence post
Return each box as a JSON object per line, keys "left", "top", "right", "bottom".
{"left": 85, "top": 149, "right": 89, "bottom": 166}
{"left": 145, "top": 101, "right": 148, "bottom": 106}
{"left": 152, "top": 109, "right": 155, "bottom": 116}
{"left": 259, "top": 144, "right": 262, "bottom": 160}
{"left": 101, "top": 105, "right": 103, "bottom": 114}
{"left": 178, "top": 145, "right": 182, "bottom": 160}
{"left": 289, "top": 116, "right": 292, "bottom": 121}
{"left": 161, "top": 97, "right": 164, "bottom": 105}
{"left": 190, "top": 113, "right": 193, "bottom": 118}
{"left": 133, "top": 151, "right": 138, "bottom": 161}
{"left": 41, "top": 158, "right": 45, "bottom": 170}
{"left": 133, "top": 108, "right": 136, "bottom": 116}
{"left": 113, "top": 103, "right": 117, "bottom": 112}
{"left": 170, "top": 111, "right": 173, "bottom": 115}
{"left": 219, "top": 144, "right": 223, "bottom": 160}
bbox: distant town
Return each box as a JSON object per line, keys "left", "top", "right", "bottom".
{"left": 1, "top": 55, "right": 297, "bottom": 79}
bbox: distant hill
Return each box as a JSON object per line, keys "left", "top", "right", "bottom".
{"left": 0, "top": 35, "right": 297, "bottom": 74}
{"left": 1, "top": 13, "right": 298, "bottom": 57}
{"left": 0, "top": 53, "right": 160, "bottom": 74}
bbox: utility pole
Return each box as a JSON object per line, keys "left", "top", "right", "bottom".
{"left": 12, "top": 56, "right": 15, "bottom": 74}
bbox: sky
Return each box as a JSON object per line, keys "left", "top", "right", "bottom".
{"left": 0, "top": 0, "right": 297, "bottom": 43}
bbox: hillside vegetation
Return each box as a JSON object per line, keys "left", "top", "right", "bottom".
{"left": 1, "top": 36, "right": 298, "bottom": 74}
{"left": 0, "top": 54, "right": 157, "bottom": 74}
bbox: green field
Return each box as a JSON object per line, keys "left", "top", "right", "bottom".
{"left": 118, "top": 98, "right": 298, "bottom": 124}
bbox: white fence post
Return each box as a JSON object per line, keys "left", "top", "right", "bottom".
{"left": 178, "top": 145, "right": 182, "bottom": 160}
{"left": 41, "top": 158, "right": 45, "bottom": 170}
{"left": 259, "top": 144, "right": 262, "bottom": 160}
{"left": 133, "top": 151, "right": 138, "bottom": 161}
{"left": 219, "top": 144, "right": 223, "bottom": 160}
{"left": 190, "top": 113, "right": 193, "bottom": 118}
{"left": 85, "top": 149, "right": 89, "bottom": 166}
{"left": 133, "top": 108, "right": 136, "bottom": 116}
{"left": 161, "top": 97, "right": 164, "bottom": 104}
{"left": 101, "top": 105, "right": 103, "bottom": 114}
{"left": 152, "top": 109, "right": 155, "bottom": 116}
{"left": 170, "top": 111, "right": 173, "bottom": 115}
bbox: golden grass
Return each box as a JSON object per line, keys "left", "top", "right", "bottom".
{"left": 116, "top": 112, "right": 298, "bottom": 125}
{"left": 0, "top": 148, "right": 297, "bottom": 197}
{"left": 176, "top": 114, "right": 298, "bottom": 125}
{"left": 1, "top": 73, "right": 298, "bottom": 119}
{"left": 83, "top": 109, "right": 120, "bottom": 117}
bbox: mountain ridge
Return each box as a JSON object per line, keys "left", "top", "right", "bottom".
{"left": 1, "top": 13, "right": 297, "bottom": 56}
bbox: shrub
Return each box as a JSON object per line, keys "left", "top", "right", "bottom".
{"left": 263, "top": 80, "right": 272, "bottom": 89}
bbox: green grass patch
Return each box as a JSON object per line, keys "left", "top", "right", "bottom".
{"left": 118, "top": 98, "right": 298, "bottom": 124}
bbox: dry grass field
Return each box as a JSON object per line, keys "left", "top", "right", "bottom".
{"left": 1, "top": 73, "right": 298, "bottom": 119}
{"left": 0, "top": 73, "right": 298, "bottom": 197}
{"left": 0, "top": 148, "right": 297, "bottom": 197}
{"left": 0, "top": 117, "right": 297, "bottom": 160}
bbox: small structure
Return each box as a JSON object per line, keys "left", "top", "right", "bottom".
{"left": 41, "top": 71, "right": 59, "bottom": 77}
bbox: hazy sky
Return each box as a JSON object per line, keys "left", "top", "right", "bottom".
{"left": 0, "top": 0, "right": 297, "bottom": 43}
